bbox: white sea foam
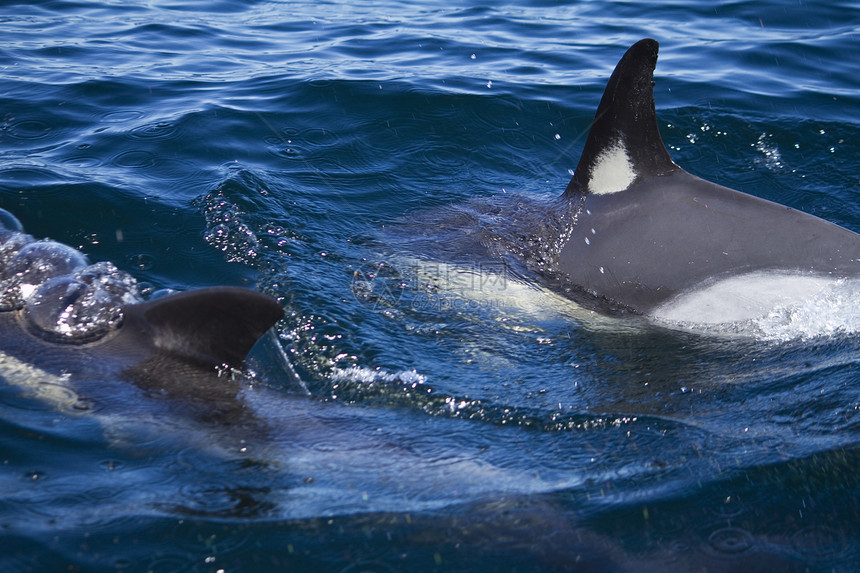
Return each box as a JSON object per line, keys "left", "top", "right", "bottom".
{"left": 752, "top": 278, "right": 860, "bottom": 341}
{"left": 330, "top": 364, "right": 427, "bottom": 386}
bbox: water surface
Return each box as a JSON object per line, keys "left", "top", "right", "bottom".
{"left": 1, "top": 1, "right": 859, "bottom": 571}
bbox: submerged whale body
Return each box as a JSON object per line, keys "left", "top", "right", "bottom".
{"left": 555, "top": 39, "right": 860, "bottom": 320}
{"left": 0, "top": 208, "right": 283, "bottom": 420}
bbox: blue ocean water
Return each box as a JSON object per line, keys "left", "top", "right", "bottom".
{"left": 1, "top": 0, "right": 859, "bottom": 571}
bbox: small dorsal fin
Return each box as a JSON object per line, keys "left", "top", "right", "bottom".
{"left": 565, "top": 39, "right": 678, "bottom": 197}
{"left": 121, "top": 287, "right": 284, "bottom": 368}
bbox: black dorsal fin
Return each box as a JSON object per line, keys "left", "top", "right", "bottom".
{"left": 564, "top": 39, "right": 678, "bottom": 197}
{"left": 121, "top": 287, "right": 284, "bottom": 368}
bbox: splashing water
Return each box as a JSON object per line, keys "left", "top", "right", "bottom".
{"left": 753, "top": 278, "right": 860, "bottom": 341}
{"left": 652, "top": 273, "right": 860, "bottom": 342}
{"left": 0, "top": 209, "right": 142, "bottom": 342}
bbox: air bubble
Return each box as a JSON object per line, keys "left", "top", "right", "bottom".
{"left": 0, "top": 241, "right": 88, "bottom": 310}
{"left": 25, "top": 262, "right": 141, "bottom": 342}
{"left": 0, "top": 208, "right": 23, "bottom": 233}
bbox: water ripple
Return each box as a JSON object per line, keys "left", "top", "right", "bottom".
{"left": 3, "top": 119, "right": 53, "bottom": 140}
{"left": 707, "top": 527, "right": 755, "bottom": 555}
{"left": 100, "top": 109, "right": 147, "bottom": 123}
{"left": 128, "top": 121, "right": 179, "bottom": 140}
{"left": 791, "top": 525, "right": 848, "bottom": 558}
{"left": 111, "top": 149, "right": 157, "bottom": 168}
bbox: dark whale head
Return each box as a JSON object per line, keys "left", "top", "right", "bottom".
{"left": 555, "top": 39, "right": 860, "bottom": 319}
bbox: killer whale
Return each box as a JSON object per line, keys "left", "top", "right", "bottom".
{"left": 0, "top": 211, "right": 588, "bottom": 516}
{"left": 555, "top": 39, "right": 860, "bottom": 319}
{"left": 0, "top": 209, "right": 284, "bottom": 424}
